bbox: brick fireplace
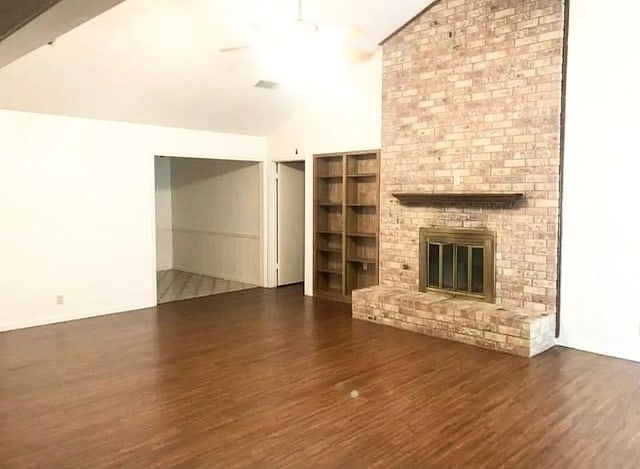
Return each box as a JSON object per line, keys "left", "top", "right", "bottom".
{"left": 353, "top": 0, "right": 565, "bottom": 357}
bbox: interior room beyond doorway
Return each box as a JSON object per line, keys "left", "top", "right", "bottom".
{"left": 154, "top": 156, "right": 261, "bottom": 304}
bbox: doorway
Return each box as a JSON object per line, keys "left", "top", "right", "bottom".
{"left": 276, "top": 161, "right": 305, "bottom": 286}
{"left": 154, "top": 156, "right": 260, "bottom": 304}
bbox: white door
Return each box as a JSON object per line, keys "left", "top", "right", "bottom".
{"left": 277, "top": 161, "right": 305, "bottom": 286}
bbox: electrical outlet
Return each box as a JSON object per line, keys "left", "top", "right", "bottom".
{"left": 56, "top": 295, "right": 64, "bottom": 305}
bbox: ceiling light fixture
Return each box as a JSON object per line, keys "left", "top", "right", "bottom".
{"left": 219, "top": 0, "right": 374, "bottom": 63}
{"left": 293, "top": 0, "right": 318, "bottom": 34}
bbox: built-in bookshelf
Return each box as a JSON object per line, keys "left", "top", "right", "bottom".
{"left": 314, "top": 150, "right": 380, "bottom": 302}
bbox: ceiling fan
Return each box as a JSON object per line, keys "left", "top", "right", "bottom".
{"left": 219, "top": 0, "right": 375, "bottom": 62}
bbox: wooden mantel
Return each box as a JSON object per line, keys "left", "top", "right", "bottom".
{"left": 392, "top": 192, "right": 524, "bottom": 206}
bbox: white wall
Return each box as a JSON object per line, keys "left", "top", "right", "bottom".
{"left": 154, "top": 157, "right": 173, "bottom": 270}
{"left": 171, "top": 158, "right": 262, "bottom": 285}
{"left": 267, "top": 50, "right": 383, "bottom": 296}
{"left": 0, "top": 110, "right": 266, "bottom": 331}
{"left": 558, "top": 0, "right": 640, "bottom": 362}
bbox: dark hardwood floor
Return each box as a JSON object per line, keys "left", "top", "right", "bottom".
{"left": 1, "top": 285, "right": 639, "bottom": 468}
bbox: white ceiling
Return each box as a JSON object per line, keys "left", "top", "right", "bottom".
{"left": 0, "top": 0, "right": 430, "bottom": 135}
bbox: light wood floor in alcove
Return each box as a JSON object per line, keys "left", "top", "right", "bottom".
{"left": 156, "top": 269, "right": 256, "bottom": 304}
{"left": 1, "top": 285, "right": 640, "bottom": 467}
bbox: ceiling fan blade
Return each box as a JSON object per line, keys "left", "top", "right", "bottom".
{"left": 219, "top": 45, "right": 253, "bottom": 53}
{"left": 341, "top": 25, "right": 365, "bottom": 40}
{"left": 320, "top": 24, "right": 365, "bottom": 43}
{"left": 342, "top": 47, "right": 375, "bottom": 62}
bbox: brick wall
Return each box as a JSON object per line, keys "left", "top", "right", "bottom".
{"left": 380, "top": 0, "right": 565, "bottom": 312}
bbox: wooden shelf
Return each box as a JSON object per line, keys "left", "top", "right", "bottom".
{"left": 392, "top": 192, "right": 525, "bottom": 206}
{"left": 347, "top": 232, "right": 378, "bottom": 238}
{"left": 314, "top": 150, "right": 380, "bottom": 301}
{"left": 347, "top": 258, "right": 377, "bottom": 264}
{"left": 317, "top": 247, "right": 342, "bottom": 253}
{"left": 316, "top": 285, "right": 342, "bottom": 293}
{"left": 316, "top": 268, "right": 342, "bottom": 275}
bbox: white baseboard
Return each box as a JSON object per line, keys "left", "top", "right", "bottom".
{"left": 0, "top": 302, "right": 155, "bottom": 333}
{"left": 555, "top": 338, "right": 640, "bottom": 363}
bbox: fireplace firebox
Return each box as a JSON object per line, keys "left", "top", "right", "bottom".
{"left": 419, "top": 227, "right": 495, "bottom": 302}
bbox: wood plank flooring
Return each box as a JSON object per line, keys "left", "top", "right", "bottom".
{"left": 1, "top": 285, "right": 640, "bottom": 468}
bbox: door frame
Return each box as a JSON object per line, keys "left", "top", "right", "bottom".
{"left": 265, "top": 156, "right": 313, "bottom": 295}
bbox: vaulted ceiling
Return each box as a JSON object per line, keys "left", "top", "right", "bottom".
{"left": 0, "top": 0, "right": 126, "bottom": 68}
{"left": 0, "top": 0, "right": 431, "bottom": 135}
{"left": 0, "top": 0, "right": 64, "bottom": 42}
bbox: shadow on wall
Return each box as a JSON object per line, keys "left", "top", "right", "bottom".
{"left": 167, "top": 157, "right": 258, "bottom": 188}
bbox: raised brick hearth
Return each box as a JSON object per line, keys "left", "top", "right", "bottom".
{"left": 353, "top": 286, "right": 555, "bottom": 357}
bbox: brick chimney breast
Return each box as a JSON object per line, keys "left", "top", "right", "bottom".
{"left": 380, "top": 0, "right": 565, "bottom": 313}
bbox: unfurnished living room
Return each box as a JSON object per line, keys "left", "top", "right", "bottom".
{"left": 0, "top": 0, "right": 639, "bottom": 467}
